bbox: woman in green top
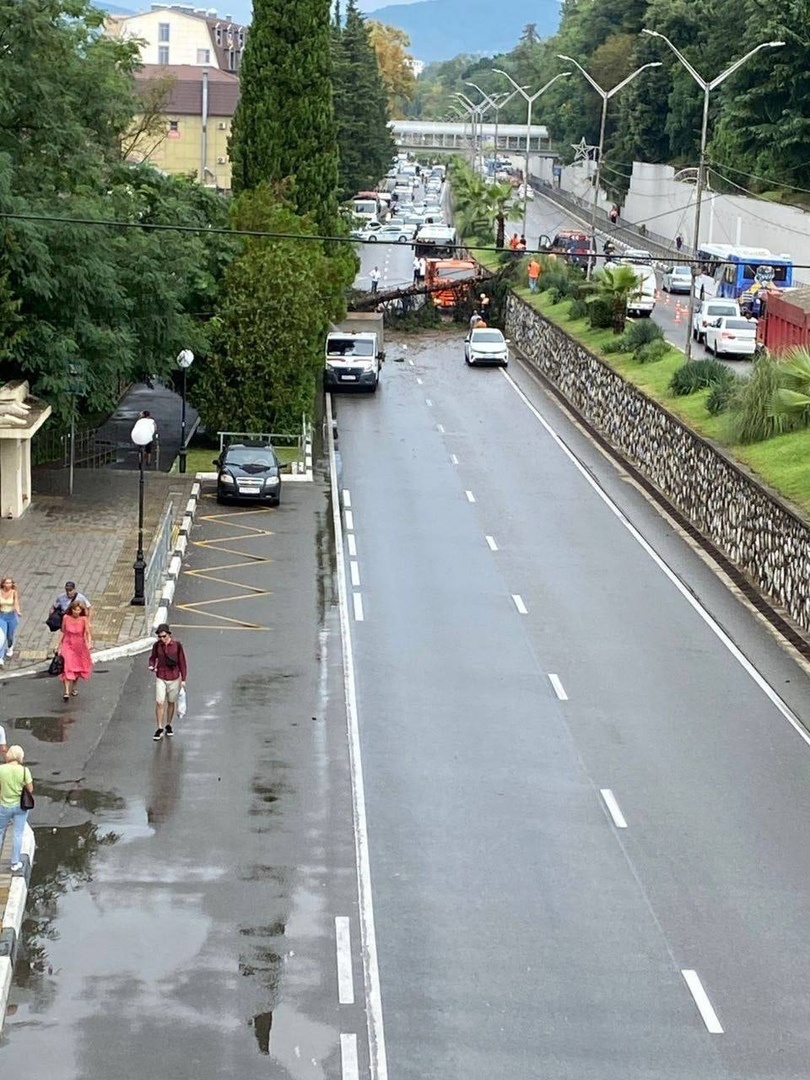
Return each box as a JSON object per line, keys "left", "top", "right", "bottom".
{"left": 0, "top": 745, "right": 34, "bottom": 872}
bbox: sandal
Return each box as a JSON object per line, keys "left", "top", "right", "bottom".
{"left": 71, "top": 688, "right": 78, "bottom": 696}
{"left": 62, "top": 693, "right": 69, "bottom": 701}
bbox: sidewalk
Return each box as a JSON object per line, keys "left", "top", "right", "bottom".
{"left": 0, "top": 383, "right": 198, "bottom": 670}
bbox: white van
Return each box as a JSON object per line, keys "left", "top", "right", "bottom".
{"left": 627, "top": 264, "right": 657, "bottom": 318}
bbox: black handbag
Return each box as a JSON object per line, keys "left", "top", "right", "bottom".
{"left": 20, "top": 786, "right": 34, "bottom": 811}
{"left": 46, "top": 610, "right": 63, "bottom": 633}
{"left": 48, "top": 652, "right": 64, "bottom": 677}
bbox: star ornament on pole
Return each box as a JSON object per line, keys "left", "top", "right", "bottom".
{"left": 571, "top": 137, "right": 598, "bottom": 162}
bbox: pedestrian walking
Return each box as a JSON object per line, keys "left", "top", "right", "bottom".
{"left": 418, "top": 256, "right": 426, "bottom": 282}
{"left": 0, "top": 576, "right": 20, "bottom": 665}
{"left": 478, "top": 293, "right": 491, "bottom": 320}
{"left": 149, "top": 623, "right": 187, "bottom": 741}
{"left": 48, "top": 580, "right": 92, "bottom": 633}
{"left": 0, "top": 745, "right": 34, "bottom": 872}
{"left": 0, "top": 722, "right": 7, "bottom": 757}
{"left": 413, "top": 255, "right": 420, "bottom": 284}
{"left": 370, "top": 266, "right": 380, "bottom": 295}
{"left": 675, "top": 234, "right": 683, "bottom": 252}
{"left": 527, "top": 257, "right": 541, "bottom": 293}
{"left": 516, "top": 235, "right": 527, "bottom": 253}
{"left": 56, "top": 600, "right": 93, "bottom": 701}
{"left": 609, "top": 206, "right": 619, "bottom": 225}
{"left": 139, "top": 410, "right": 158, "bottom": 467}
{"left": 509, "top": 232, "right": 520, "bottom": 251}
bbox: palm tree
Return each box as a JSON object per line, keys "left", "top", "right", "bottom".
{"left": 583, "top": 264, "right": 640, "bottom": 333}
{"left": 769, "top": 347, "right": 810, "bottom": 427}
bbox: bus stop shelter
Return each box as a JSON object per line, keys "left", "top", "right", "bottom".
{"left": 0, "top": 381, "right": 52, "bottom": 519}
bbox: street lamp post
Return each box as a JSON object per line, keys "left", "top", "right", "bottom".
{"left": 456, "top": 92, "right": 498, "bottom": 173}
{"left": 558, "top": 55, "right": 661, "bottom": 278}
{"left": 491, "top": 88, "right": 523, "bottom": 161}
{"left": 177, "top": 348, "right": 194, "bottom": 474}
{"left": 641, "top": 30, "right": 784, "bottom": 360}
{"left": 453, "top": 95, "right": 478, "bottom": 166}
{"left": 130, "top": 414, "right": 157, "bottom": 606}
{"left": 492, "top": 69, "right": 572, "bottom": 238}
{"left": 464, "top": 82, "right": 510, "bottom": 170}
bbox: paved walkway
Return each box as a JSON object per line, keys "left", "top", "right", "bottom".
{"left": 0, "top": 383, "right": 198, "bottom": 670}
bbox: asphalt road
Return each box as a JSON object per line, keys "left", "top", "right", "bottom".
{"left": 0, "top": 482, "right": 369, "bottom": 1078}
{"left": 331, "top": 329, "right": 810, "bottom": 1079}
{"left": 508, "top": 192, "right": 754, "bottom": 375}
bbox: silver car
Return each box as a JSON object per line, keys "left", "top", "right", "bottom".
{"left": 662, "top": 265, "right": 692, "bottom": 293}
{"left": 464, "top": 327, "right": 509, "bottom": 367}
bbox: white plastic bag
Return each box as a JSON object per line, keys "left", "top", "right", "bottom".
{"left": 177, "top": 687, "right": 187, "bottom": 718}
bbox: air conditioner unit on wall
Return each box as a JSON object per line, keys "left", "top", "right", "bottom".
{"left": 217, "top": 156, "right": 227, "bottom": 165}
{"left": 218, "top": 121, "right": 227, "bottom": 130}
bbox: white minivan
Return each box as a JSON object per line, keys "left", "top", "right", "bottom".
{"left": 626, "top": 264, "right": 657, "bottom": 318}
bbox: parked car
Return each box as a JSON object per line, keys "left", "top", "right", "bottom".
{"left": 516, "top": 184, "right": 535, "bottom": 200}
{"left": 692, "top": 299, "right": 741, "bottom": 343}
{"left": 620, "top": 248, "right": 653, "bottom": 265}
{"left": 662, "top": 265, "right": 692, "bottom": 293}
{"left": 350, "top": 220, "right": 383, "bottom": 239}
{"left": 705, "top": 316, "right": 757, "bottom": 358}
{"left": 365, "top": 223, "right": 418, "bottom": 244}
{"left": 464, "top": 327, "right": 510, "bottom": 367}
{"left": 215, "top": 444, "right": 283, "bottom": 506}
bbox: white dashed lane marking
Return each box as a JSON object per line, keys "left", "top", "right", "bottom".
{"left": 548, "top": 674, "right": 568, "bottom": 700}
{"left": 512, "top": 594, "right": 528, "bottom": 615}
{"left": 599, "top": 789, "right": 628, "bottom": 829}
{"left": 486, "top": 535, "right": 498, "bottom": 551}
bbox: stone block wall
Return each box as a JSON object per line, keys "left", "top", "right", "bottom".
{"left": 505, "top": 292, "right": 810, "bottom": 634}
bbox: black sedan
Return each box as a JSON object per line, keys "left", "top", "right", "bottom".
{"left": 214, "top": 444, "right": 282, "bottom": 506}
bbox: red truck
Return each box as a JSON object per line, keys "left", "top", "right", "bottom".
{"left": 757, "top": 287, "right": 810, "bottom": 355}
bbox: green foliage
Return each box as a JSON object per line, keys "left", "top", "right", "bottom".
{"left": 332, "top": 1, "right": 396, "bottom": 200}
{"left": 636, "top": 338, "right": 669, "bottom": 364}
{"left": 568, "top": 297, "right": 589, "bottom": 320}
{"left": 196, "top": 185, "right": 337, "bottom": 434}
{"left": 728, "top": 354, "right": 797, "bottom": 442}
{"left": 603, "top": 317, "right": 664, "bottom": 354}
{"left": 768, "top": 348, "right": 810, "bottom": 426}
{"left": 706, "top": 369, "right": 737, "bottom": 414}
{"left": 230, "top": 0, "right": 340, "bottom": 232}
{"left": 450, "top": 159, "right": 515, "bottom": 244}
{"left": 588, "top": 298, "right": 615, "bottom": 330}
{"left": 670, "top": 358, "right": 731, "bottom": 396}
{"left": 583, "top": 264, "right": 640, "bottom": 333}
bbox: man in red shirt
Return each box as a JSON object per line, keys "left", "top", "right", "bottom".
{"left": 149, "top": 623, "right": 188, "bottom": 741}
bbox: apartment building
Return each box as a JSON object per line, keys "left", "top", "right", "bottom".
{"left": 107, "top": 4, "right": 247, "bottom": 73}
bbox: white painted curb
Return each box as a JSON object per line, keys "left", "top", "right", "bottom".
{"left": 0, "top": 822, "right": 36, "bottom": 1032}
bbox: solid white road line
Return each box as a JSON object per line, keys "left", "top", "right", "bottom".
{"left": 451, "top": 454, "right": 459, "bottom": 465}
{"left": 437, "top": 423, "right": 445, "bottom": 433}
{"left": 344, "top": 509, "right": 354, "bottom": 532}
{"left": 512, "top": 594, "right": 528, "bottom": 615}
{"left": 425, "top": 397, "right": 433, "bottom": 407}
{"left": 353, "top": 593, "right": 364, "bottom": 622}
{"left": 350, "top": 561, "right": 361, "bottom": 587}
{"left": 548, "top": 673, "right": 568, "bottom": 700}
{"left": 465, "top": 490, "right": 476, "bottom": 503}
{"left": 486, "top": 535, "right": 499, "bottom": 551}
{"left": 347, "top": 533, "right": 357, "bottom": 558}
{"left": 335, "top": 917, "right": 355, "bottom": 1004}
{"left": 501, "top": 368, "right": 810, "bottom": 751}
{"left": 408, "top": 358, "right": 414, "bottom": 366}
{"left": 341, "top": 1033, "right": 360, "bottom": 1080}
{"left": 326, "top": 394, "right": 389, "bottom": 1080}
{"left": 342, "top": 489, "right": 352, "bottom": 509}
{"left": 600, "top": 788, "right": 628, "bottom": 829}
{"left": 416, "top": 377, "right": 423, "bottom": 385}
{"left": 682, "top": 970, "right": 724, "bottom": 1034}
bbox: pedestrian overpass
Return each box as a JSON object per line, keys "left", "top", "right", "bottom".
{"left": 390, "top": 119, "right": 556, "bottom": 157}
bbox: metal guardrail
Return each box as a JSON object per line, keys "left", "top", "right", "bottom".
{"left": 145, "top": 500, "right": 174, "bottom": 605}
{"left": 32, "top": 426, "right": 117, "bottom": 469}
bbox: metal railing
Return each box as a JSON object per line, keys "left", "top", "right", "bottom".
{"left": 145, "top": 500, "right": 174, "bottom": 605}
{"left": 32, "top": 426, "right": 117, "bottom": 469}
{"left": 218, "top": 417, "right": 310, "bottom": 473}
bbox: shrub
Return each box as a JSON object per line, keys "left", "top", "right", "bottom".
{"left": 568, "top": 297, "right": 588, "bottom": 320}
{"left": 588, "top": 297, "right": 614, "bottom": 329}
{"left": 548, "top": 287, "right": 565, "bottom": 304}
{"left": 623, "top": 319, "right": 664, "bottom": 351}
{"left": 636, "top": 339, "right": 669, "bottom": 364}
{"left": 728, "top": 355, "right": 796, "bottom": 443}
{"left": 670, "top": 358, "right": 730, "bottom": 396}
{"left": 706, "top": 370, "right": 738, "bottom": 415}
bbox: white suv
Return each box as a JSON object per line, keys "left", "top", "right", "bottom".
{"left": 692, "top": 299, "right": 741, "bottom": 344}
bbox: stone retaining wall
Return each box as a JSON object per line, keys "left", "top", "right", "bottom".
{"left": 505, "top": 292, "right": 810, "bottom": 634}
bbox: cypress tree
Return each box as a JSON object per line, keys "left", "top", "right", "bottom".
{"left": 230, "top": 0, "right": 340, "bottom": 232}
{"left": 332, "top": 0, "right": 395, "bottom": 199}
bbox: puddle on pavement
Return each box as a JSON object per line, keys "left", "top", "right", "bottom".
{"left": 33, "top": 780, "right": 126, "bottom": 816}
{"left": 10, "top": 715, "right": 76, "bottom": 744}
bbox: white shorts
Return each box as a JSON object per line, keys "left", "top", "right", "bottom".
{"left": 156, "top": 677, "right": 182, "bottom": 705}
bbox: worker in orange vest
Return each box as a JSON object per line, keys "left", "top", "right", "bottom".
{"left": 527, "top": 257, "right": 542, "bottom": 293}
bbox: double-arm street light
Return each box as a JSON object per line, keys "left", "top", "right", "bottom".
{"left": 464, "top": 82, "right": 516, "bottom": 167}
{"left": 453, "top": 94, "right": 480, "bottom": 166}
{"left": 558, "top": 54, "right": 661, "bottom": 277}
{"left": 456, "top": 91, "right": 499, "bottom": 173}
{"left": 492, "top": 69, "right": 572, "bottom": 238}
{"left": 641, "top": 29, "right": 784, "bottom": 359}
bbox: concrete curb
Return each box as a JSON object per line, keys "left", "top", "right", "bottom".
{"left": 0, "top": 823, "right": 36, "bottom": 1032}
{"left": 5, "top": 478, "right": 203, "bottom": 679}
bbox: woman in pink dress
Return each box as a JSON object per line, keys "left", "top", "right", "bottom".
{"left": 57, "top": 600, "right": 93, "bottom": 700}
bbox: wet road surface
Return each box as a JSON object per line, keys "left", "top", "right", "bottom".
{"left": 1, "top": 481, "right": 367, "bottom": 1078}
{"left": 332, "top": 330, "right": 810, "bottom": 1079}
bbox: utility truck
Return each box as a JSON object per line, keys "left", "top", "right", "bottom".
{"left": 324, "top": 312, "right": 385, "bottom": 393}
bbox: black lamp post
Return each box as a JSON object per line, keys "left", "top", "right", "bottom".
{"left": 131, "top": 415, "right": 156, "bottom": 606}
{"left": 177, "top": 349, "right": 194, "bottom": 474}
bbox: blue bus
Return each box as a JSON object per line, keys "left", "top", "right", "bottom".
{"left": 696, "top": 244, "right": 793, "bottom": 300}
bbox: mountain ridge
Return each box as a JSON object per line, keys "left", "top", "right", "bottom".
{"left": 366, "top": 0, "right": 560, "bottom": 63}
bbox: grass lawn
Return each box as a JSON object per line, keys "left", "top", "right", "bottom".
{"left": 172, "top": 444, "right": 301, "bottom": 475}
{"left": 515, "top": 284, "right": 810, "bottom": 516}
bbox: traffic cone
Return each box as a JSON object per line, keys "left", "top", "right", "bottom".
{"left": 675, "top": 301, "right": 682, "bottom": 323}
{"left": 655, "top": 288, "right": 661, "bottom": 302}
